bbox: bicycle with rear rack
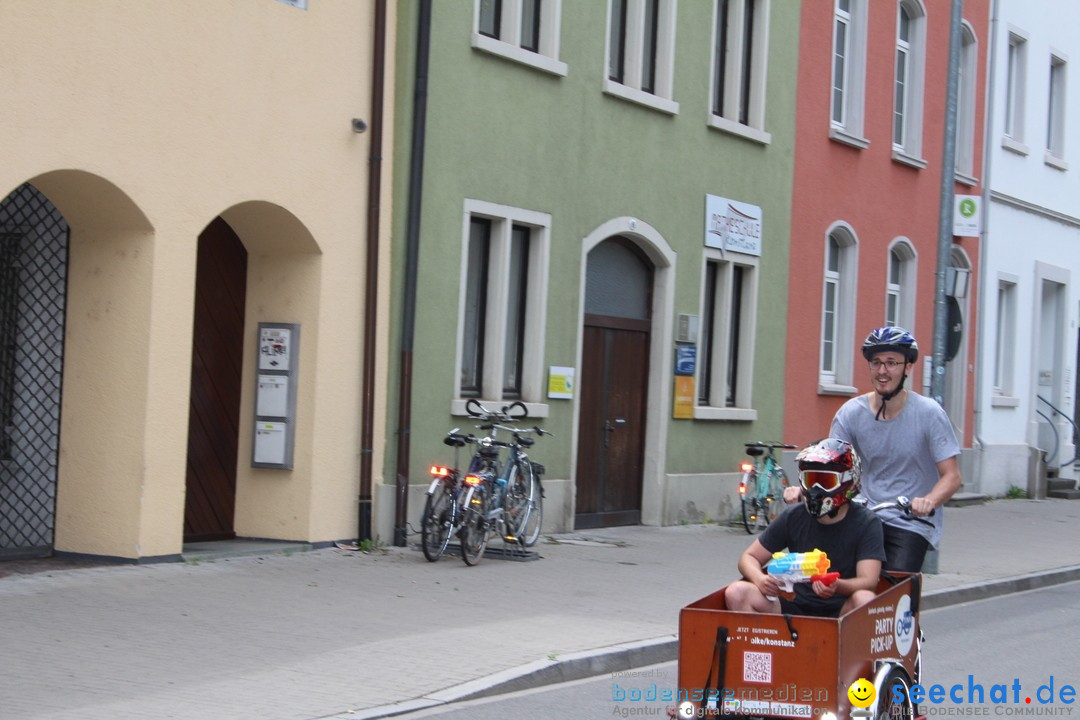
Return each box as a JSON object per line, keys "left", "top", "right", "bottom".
{"left": 457, "top": 399, "right": 550, "bottom": 566}
{"left": 420, "top": 427, "right": 476, "bottom": 562}
{"left": 738, "top": 441, "right": 796, "bottom": 534}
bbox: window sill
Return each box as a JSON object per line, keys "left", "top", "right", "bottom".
{"left": 471, "top": 34, "right": 569, "bottom": 77}
{"left": 707, "top": 115, "right": 771, "bottom": 145}
{"left": 1044, "top": 152, "right": 1069, "bottom": 172}
{"left": 603, "top": 79, "right": 679, "bottom": 116}
{"left": 693, "top": 406, "right": 758, "bottom": 422}
{"left": 892, "top": 149, "right": 928, "bottom": 170}
{"left": 818, "top": 382, "right": 858, "bottom": 397}
{"left": 451, "top": 398, "right": 550, "bottom": 419}
{"left": 990, "top": 395, "right": 1020, "bottom": 408}
{"left": 1001, "top": 136, "right": 1029, "bottom": 156}
{"left": 829, "top": 126, "right": 870, "bottom": 150}
{"left": 954, "top": 170, "right": 979, "bottom": 187}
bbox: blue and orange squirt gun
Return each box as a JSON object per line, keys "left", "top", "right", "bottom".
{"left": 766, "top": 548, "right": 840, "bottom": 593}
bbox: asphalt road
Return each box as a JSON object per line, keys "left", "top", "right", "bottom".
{"left": 386, "top": 580, "right": 1080, "bottom": 720}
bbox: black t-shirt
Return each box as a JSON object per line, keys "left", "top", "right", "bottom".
{"left": 758, "top": 502, "right": 886, "bottom": 615}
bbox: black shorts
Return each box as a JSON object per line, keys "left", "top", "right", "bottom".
{"left": 779, "top": 594, "right": 845, "bottom": 618}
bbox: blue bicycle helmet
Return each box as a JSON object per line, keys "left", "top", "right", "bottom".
{"left": 861, "top": 326, "right": 919, "bottom": 363}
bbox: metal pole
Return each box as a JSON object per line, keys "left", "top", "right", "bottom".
{"left": 930, "top": 0, "right": 965, "bottom": 407}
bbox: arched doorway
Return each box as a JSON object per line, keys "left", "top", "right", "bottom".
{"left": 0, "top": 184, "right": 68, "bottom": 559}
{"left": 945, "top": 248, "right": 972, "bottom": 442}
{"left": 183, "top": 217, "right": 248, "bottom": 542}
{"left": 575, "top": 237, "right": 653, "bottom": 528}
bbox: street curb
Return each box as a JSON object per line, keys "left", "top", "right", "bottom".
{"left": 346, "top": 566, "right": 1080, "bottom": 719}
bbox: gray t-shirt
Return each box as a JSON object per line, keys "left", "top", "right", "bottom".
{"left": 830, "top": 391, "right": 960, "bottom": 548}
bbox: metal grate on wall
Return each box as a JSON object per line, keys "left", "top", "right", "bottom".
{"left": 0, "top": 184, "right": 68, "bottom": 559}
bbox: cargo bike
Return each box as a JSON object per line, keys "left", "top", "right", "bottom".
{"left": 677, "top": 499, "right": 930, "bottom": 720}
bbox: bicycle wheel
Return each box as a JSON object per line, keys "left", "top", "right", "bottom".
{"left": 519, "top": 464, "right": 543, "bottom": 547}
{"left": 740, "top": 469, "right": 767, "bottom": 534}
{"left": 459, "top": 486, "right": 489, "bottom": 566}
{"left": 764, "top": 467, "right": 790, "bottom": 525}
{"left": 420, "top": 482, "right": 455, "bottom": 562}
{"left": 506, "top": 460, "right": 543, "bottom": 547}
{"left": 875, "top": 668, "right": 914, "bottom": 720}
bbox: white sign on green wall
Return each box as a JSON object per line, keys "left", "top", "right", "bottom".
{"left": 705, "top": 194, "right": 762, "bottom": 256}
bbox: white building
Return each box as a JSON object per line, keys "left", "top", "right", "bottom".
{"left": 976, "top": 0, "right": 1079, "bottom": 496}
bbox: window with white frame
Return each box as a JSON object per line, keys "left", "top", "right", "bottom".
{"left": 457, "top": 201, "right": 549, "bottom": 410}
{"left": 892, "top": 0, "right": 927, "bottom": 165}
{"left": 1004, "top": 29, "right": 1028, "bottom": 153}
{"left": 1046, "top": 52, "right": 1067, "bottom": 166}
{"left": 697, "top": 252, "right": 758, "bottom": 417}
{"left": 709, "top": 0, "right": 771, "bottom": 143}
{"left": 820, "top": 226, "right": 857, "bottom": 391}
{"left": 993, "top": 276, "right": 1017, "bottom": 399}
{"left": 605, "top": 0, "right": 679, "bottom": 114}
{"left": 955, "top": 22, "right": 977, "bottom": 179}
{"left": 885, "top": 240, "right": 916, "bottom": 331}
{"left": 830, "top": 0, "right": 868, "bottom": 148}
{"left": 474, "top": 0, "right": 567, "bottom": 76}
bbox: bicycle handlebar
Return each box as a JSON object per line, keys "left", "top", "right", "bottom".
{"left": 744, "top": 441, "right": 797, "bottom": 451}
{"left": 465, "top": 398, "right": 529, "bottom": 422}
{"left": 865, "top": 496, "right": 936, "bottom": 527}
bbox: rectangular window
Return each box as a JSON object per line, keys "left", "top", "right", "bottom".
{"left": 457, "top": 201, "right": 550, "bottom": 410}
{"left": 710, "top": 0, "right": 771, "bottom": 142}
{"left": 892, "top": 1, "right": 925, "bottom": 162}
{"left": 1004, "top": 31, "right": 1027, "bottom": 145}
{"left": 955, "top": 24, "right": 977, "bottom": 177}
{"left": 886, "top": 249, "right": 901, "bottom": 328}
{"left": 830, "top": 0, "right": 868, "bottom": 147}
{"left": 994, "top": 278, "right": 1017, "bottom": 396}
{"left": 698, "top": 255, "right": 757, "bottom": 415}
{"left": 1047, "top": 53, "right": 1067, "bottom": 161}
{"left": 473, "top": 0, "right": 567, "bottom": 76}
{"left": 604, "top": 0, "right": 679, "bottom": 114}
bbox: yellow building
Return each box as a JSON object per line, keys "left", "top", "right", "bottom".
{"left": 0, "top": 1, "right": 394, "bottom": 560}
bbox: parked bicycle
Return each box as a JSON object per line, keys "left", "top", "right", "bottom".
{"left": 738, "top": 441, "right": 796, "bottom": 534}
{"left": 458, "top": 399, "right": 549, "bottom": 565}
{"left": 420, "top": 428, "right": 475, "bottom": 562}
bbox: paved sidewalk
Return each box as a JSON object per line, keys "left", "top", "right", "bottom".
{"left": 1, "top": 498, "right": 1078, "bottom": 720}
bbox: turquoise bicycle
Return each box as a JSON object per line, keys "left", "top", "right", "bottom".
{"left": 738, "top": 441, "right": 795, "bottom": 534}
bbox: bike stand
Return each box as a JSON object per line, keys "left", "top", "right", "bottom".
{"left": 444, "top": 542, "right": 541, "bottom": 562}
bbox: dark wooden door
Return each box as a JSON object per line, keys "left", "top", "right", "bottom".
{"left": 184, "top": 217, "right": 247, "bottom": 542}
{"left": 574, "top": 315, "right": 649, "bottom": 528}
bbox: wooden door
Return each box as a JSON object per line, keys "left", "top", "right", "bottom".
{"left": 184, "top": 217, "right": 247, "bottom": 542}
{"left": 575, "top": 317, "right": 650, "bottom": 528}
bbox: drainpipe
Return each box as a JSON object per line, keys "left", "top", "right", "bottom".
{"left": 394, "top": 0, "right": 432, "bottom": 547}
{"left": 972, "top": 0, "right": 1001, "bottom": 466}
{"left": 358, "top": 0, "right": 387, "bottom": 543}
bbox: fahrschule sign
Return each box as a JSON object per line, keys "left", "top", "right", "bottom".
{"left": 705, "top": 194, "right": 762, "bottom": 256}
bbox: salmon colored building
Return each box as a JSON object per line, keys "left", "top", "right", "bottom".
{"left": 784, "top": 0, "right": 989, "bottom": 476}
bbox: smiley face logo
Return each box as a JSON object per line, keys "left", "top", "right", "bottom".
{"left": 848, "top": 678, "right": 876, "bottom": 709}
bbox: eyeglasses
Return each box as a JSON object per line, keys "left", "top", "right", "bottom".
{"left": 869, "top": 359, "right": 906, "bottom": 370}
{"left": 800, "top": 469, "right": 844, "bottom": 492}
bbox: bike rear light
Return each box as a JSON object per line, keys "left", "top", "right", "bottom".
{"left": 464, "top": 474, "right": 483, "bottom": 486}
{"left": 739, "top": 461, "right": 753, "bottom": 473}
{"left": 800, "top": 469, "right": 843, "bottom": 492}
{"left": 429, "top": 465, "right": 450, "bottom": 477}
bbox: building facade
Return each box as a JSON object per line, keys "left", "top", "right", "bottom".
{"left": 379, "top": 0, "right": 803, "bottom": 540}
{"left": 783, "top": 0, "right": 989, "bottom": 481}
{"left": 0, "top": 1, "right": 395, "bottom": 560}
{"left": 974, "top": 0, "right": 1079, "bottom": 496}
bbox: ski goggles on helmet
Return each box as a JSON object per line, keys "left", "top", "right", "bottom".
{"left": 799, "top": 469, "right": 845, "bottom": 492}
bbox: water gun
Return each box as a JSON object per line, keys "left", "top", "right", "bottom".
{"left": 766, "top": 548, "right": 840, "bottom": 593}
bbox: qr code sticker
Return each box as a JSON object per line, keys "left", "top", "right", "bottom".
{"left": 743, "top": 651, "right": 772, "bottom": 683}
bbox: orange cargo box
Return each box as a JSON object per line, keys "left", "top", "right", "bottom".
{"left": 677, "top": 574, "right": 922, "bottom": 719}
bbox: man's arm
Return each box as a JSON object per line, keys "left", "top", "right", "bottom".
{"left": 738, "top": 539, "right": 783, "bottom": 599}
{"left": 911, "top": 455, "right": 962, "bottom": 517}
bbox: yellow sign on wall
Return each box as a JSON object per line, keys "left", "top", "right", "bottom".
{"left": 673, "top": 375, "right": 695, "bottom": 419}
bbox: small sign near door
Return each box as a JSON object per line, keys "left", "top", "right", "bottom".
{"left": 673, "top": 375, "right": 695, "bottom": 419}
{"left": 548, "top": 366, "right": 575, "bottom": 399}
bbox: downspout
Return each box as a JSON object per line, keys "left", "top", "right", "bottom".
{"left": 358, "top": 0, "right": 387, "bottom": 543}
{"left": 394, "top": 0, "right": 433, "bottom": 546}
{"left": 973, "top": 0, "right": 1001, "bottom": 460}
